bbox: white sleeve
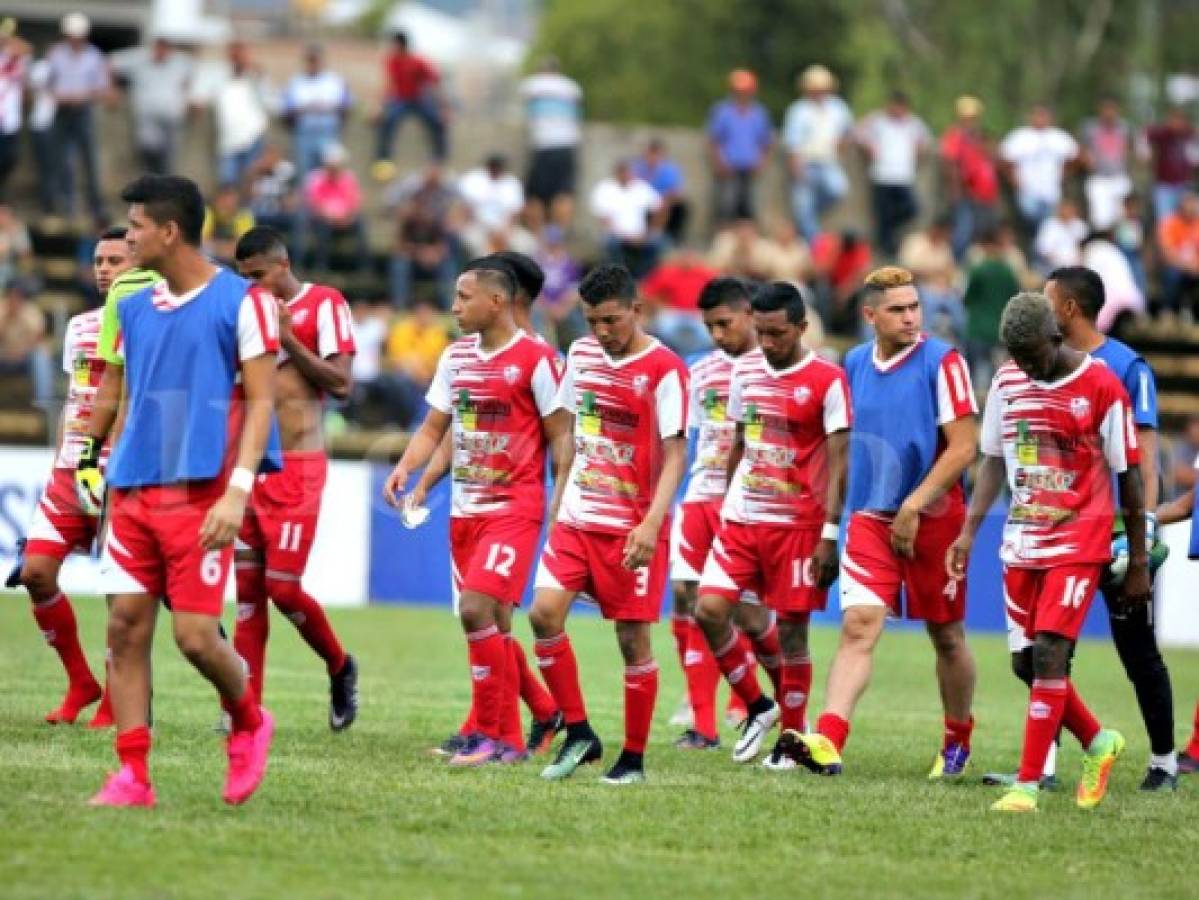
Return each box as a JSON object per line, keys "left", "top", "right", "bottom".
{"left": 655, "top": 368, "right": 686, "bottom": 438}
{"left": 424, "top": 348, "right": 454, "bottom": 414}
{"left": 61, "top": 321, "right": 75, "bottom": 375}
{"left": 316, "top": 299, "right": 345, "bottom": 358}
{"left": 726, "top": 372, "right": 744, "bottom": 423}
{"left": 557, "top": 355, "right": 577, "bottom": 413}
{"left": 531, "top": 356, "right": 563, "bottom": 417}
{"left": 237, "top": 292, "right": 279, "bottom": 362}
{"left": 1098, "top": 398, "right": 1132, "bottom": 474}
{"left": 685, "top": 370, "right": 700, "bottom": 433}
{"left": 936, "top": 352, "right": 978, "bottom": 423}
{"left": 643, "top": 183, "right": 662, "bottom": 212}
{"left": 822, "top": 378, "right": 850, "bottom": 433}
{"left": 979, "top": 384, "right": 1004, "bottom": 457}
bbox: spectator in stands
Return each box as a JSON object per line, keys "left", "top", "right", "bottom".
{"left": 708, "top": 217, "right": 807, "bottom": 283}
{"left": 999, "top": 104, "right": 1078, "bottom": 242}
{"left": 202, "top": 40, "right": 272, "bottom": 188}
{"left": 1145, "top": 107, "right": 1196, "bottom": 223}
{"left": 1081, "top": 231, "right": 1145, "bottom": 333}
{"left": 632, "top": 138, "right": 688, "bottom": 245}
{"left": 304, "top": 142, "right": 369, "bottom": 274}
{"left": 25, "top": 54, "right": 58, "bottom": 213}
{"left": 783, "top": 64, "right": 853, "bottom": 242}
{"left": 1079, "top": 97, "right": 1135, "bottom": 231}
{"left": 1114, "top": 192, "right": 1148, "bottom": 297}
{"left": 534, "top": 225, "right": 585, "bottom": 350}
{"left": 346, "top": 300, "right": 387, "bottom": 426}
{"left": 590, "top": 158, "right": 663, "bottom": 278}
{"left": 246, "top": 142, "right": 299, "bottom": 243}
{"left": 1169, "top": 414, "right": 1199, "bottom": 497}
{"left": 962, "top": 224, "right": 1020, "bottom": 385}
{"left": 0, "top": 203, "right": 32, "bottom": 291}
{"left": 810, "top": 229, "right": 872, "bottom": 335}
{"left": 641, "top": 247, "right": 717, "bottom": 355}
{"left": 458, "top": 153, "right": 526, "bottom": 257}
{"left": 855, "top": 90, "right": 932, "bottom": 257}
{"left": 0, "top": 278, "right": 51, "bottom": 411}
{"left": 520, "top": 56, "right": 582, "bottom": 230}
{"left": 112, "top": 36, "right": 193, "bottom": 175}
{"left": 47, "top": 13, "right": 112, "bottom": 220}
{"left": 378, "top": 296, "right": 451, "bottom": 426}
{"left": 939, "top": 95, "right": 999, "bottom": 261}
{"left": 388, "top": 163, "right": 458, "bottom": 310}
{"left": 900, "top": 216, "right": 965, "bottom": 346}
{"left": 374, "top": 31, "right": 446, "bottom": 167}
{"left": 202, "top": 183, "right": 255, "bottom": 266}
{"left": 706, "top": 69, "right": 773, "bottom": 224}
{"left": 283, "top": 43, "right": 352, "bottom": 179}
{"left": 766, "top": 217, "right": 813, "bottom": 283}
{"left": 1157, "top": 190, "right": 1199, "bottom": 317}
{"left": 0, "top": 19, "right": 31, "bottom": 201}
{"left": 1034, "top": 197, "right": 1088, "bottom": 273}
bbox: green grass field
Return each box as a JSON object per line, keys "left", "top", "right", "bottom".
{"left": 1, "top": 597, "right": 1196, "bottom": 900}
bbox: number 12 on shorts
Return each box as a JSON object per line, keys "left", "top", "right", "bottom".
{"left": 484, "top": 542, "right": 517, "bottom": 578}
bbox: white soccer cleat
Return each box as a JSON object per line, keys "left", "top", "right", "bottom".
{"left": 732, "top": 699, "right": 779, "bottom": 764}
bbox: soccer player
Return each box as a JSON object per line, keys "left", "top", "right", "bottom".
{"left": 948, "top": 291, "right": 1146, "bottom": 813}
{"left": 231, "top": 226, "right": 360, "bottom": 730}
{"left": 410, "top": 251, "right": 564, "bottom": 757}
{"left": 1046, "top": 267, "right": 1176, "bottom": 791}
{"left": 786, "top": 266, "right": 979, "bottom": 778}
{"left": 9, "top": 227, "right": 132, "bottom": 726}
{"left": 384, "top": 258, "right": 571, "bottom": 765}
{"left": 696, "top": 282, "right": 850, "bottom": 768}
{"left": 669, "top": 276, "right": 780, "bottom": 751}
{"left": 530, "top": 263, "right": 689, "bottom": 784}
{"left": 88, "top": 175, "right": 280, "bottom": 808}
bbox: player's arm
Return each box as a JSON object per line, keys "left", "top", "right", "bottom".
{"left": 278, "top": 301, "right": 353, "bottom": 399}
{"left": 724, "top": 423, "right": 745, "bottom": 492}
{"left": 1117, "top": 466, "right": 1151, "bottom": 606}
{"left": 1138, "top": 427, "right": 1160, "bottom": 512}
{"left": 812, "top": 429, "right": 849, "bottom": 588}
{"left": 623, "top": 434, "right": 687, "bottom": 570}
{"left": 946, "top": 453, "right": 1005, "bottom": 579}
{"left": 410, "top": 431, "right": 453, "bottom": 508}
{"left": 542, "top": 408, "right": 575, "bottom": 526}
{"left": 383, "top": 409, "right": 452, "bottom": 508}
{"left": 1156, "top": 487, "right": 1193, "bottom": 526}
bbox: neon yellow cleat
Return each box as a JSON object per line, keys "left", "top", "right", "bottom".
{"left": 1076, "top": 729, "right": 1125, "bottom": 810}
{"left": 778, "top": 729, "right": 843, "bottom": 775}
{"left": 990, "top": 784, "right": 1038, "bottom": 812}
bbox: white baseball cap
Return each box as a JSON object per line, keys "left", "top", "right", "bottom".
{"left": 62, "top": 12, "right": 90, "bottom": 39}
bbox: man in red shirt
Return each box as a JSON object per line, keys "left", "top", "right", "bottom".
{"left": 373, "top": 31, "right": 446, "bottom": 166}
{"left": 641, "top": 248, "right": 718, "bottom": 355}
{"left": 940, "top": 95, "right": 999, "bottom": 260}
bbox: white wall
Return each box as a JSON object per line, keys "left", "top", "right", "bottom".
{"left": 1154, "top": 523, "right": 1199, "bottom": 648}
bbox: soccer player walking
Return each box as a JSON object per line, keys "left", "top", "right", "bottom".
{"left": 9, "top": 228, "right": 133, "bottom": 726}
{"left": 384, "top": 258, "right": 572, "bottom": 766}
{"left": 696, "top": 282, "right": 850, "bottom": 768}
{"left": 949, "top": 292, "right": 1146, "bottom": 812}
{"left": 531, "top": 263, "right": 689, "bottom": 784}
{"left": 232, "top": 226, "right": 360, "bottom": 731}
{"left": 88, "top": 175, "right": 280, "bottom": 808}
{"left": 788, "top": 266, "right": 979, "bottom": 778}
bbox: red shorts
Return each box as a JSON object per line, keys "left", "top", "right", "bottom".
{"left": 1003, "top": 564, "right": 1103, "bottom": 649}
{"left": 25, "top": 467, "right": 98, "bottom": 561}
{"left": 670, "top": 500, "right": 722, "bottom": 581}
{"left": 839, "top": 509, "right": 966, "bottom": 624}
{"left": 237, "top": 451, "right": 327, "bottom": 576}
{"left": 450, "top": 515, "right": 542, "bottom": 606}
{"left": 98, "top": 480, "right": 231, "bottom": 616}
{"left": 699, "top": 521, "right": 828, "bottom": 618}
{"left": 535, "top": 523, "right": 667, "bottom": 622}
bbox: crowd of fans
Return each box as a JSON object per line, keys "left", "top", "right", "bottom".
{"left": 2, "top": 16, "right": 1199, "bottom": 437}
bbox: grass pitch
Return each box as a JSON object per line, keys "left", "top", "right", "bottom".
{"left": 0, "top": 597, "right": 1196, "bottom": 899}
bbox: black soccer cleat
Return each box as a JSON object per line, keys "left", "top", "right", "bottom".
{"left": 1139, "top": 766, "right": 1179, "bottom": 792}
{"left": 526, "top": 710, "right": 565, "bottom": 755}
{"left": 602, "top": 751, "right": 646, "bottom": 785}
{"left": 329, "top": 654, "right": 359, "bottom": 732}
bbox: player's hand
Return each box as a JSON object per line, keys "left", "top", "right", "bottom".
{"left": 810, "top": 538, "right": 839, "bottom": 589}
{"left": 408, "top": 481, "right": 428, "bottom": 510}
{"left": 945, "top": 531, "right": 972, "bottom": 580}
{"left": 199, "top": 488, "right": 248, "bottom": 550}
{"left": 890, "top": 502, "right": 920, "bottom": 559}
{"left": 1120, "top": 558, "right": 1152, "bottom": 608}
{"left": 277, "top": 301, "right": 295, "bottom": 345}
{"left": 383, "top": 464, "right": 410, "bottom": 509}
{"left": 622, "top": 519, "right": 659, "bottom": 570}
{"left": 74, "top": 436, "right": 105, "bottom": 517}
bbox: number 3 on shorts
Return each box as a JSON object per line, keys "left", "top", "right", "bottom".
{"left": 1061, "top": 575, "right": 1090, "bottom": 608}
{"left": 484, "top": 543, "right": 516, "bottom": 578}
{"left": 634, "top": 566, "right": 650, "bottom": 597}
{"left": 200, "top": 550, "right": 223, "bottom": 586}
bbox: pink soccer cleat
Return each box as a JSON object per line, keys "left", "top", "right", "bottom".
{"left": 223, "top": 707, "right": 275, "bottom": 806}
{"left": 448, "top": 734, "right": 498, "bottom": 767}
{"left": 88, "top": 766, "right": 157, "bottom": 808}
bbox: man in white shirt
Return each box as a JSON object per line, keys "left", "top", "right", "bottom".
{"left": 590, "top": 159, "right": 663, "bottom": 277}
{"left": 111, "top": 37, "right": 193, "bottom": 175}
{"left": 1000, "top": 105, "right": 1078, "bottom": 241}
{"left": 282, "top": 43, "right": 351, "bottom": 178}
{"left": 194, "top": 41, "right": 273, "bottom": 187}
{"left": 0, "top": 18, "right": 30, "bottom": 201}
{"left": 783, "top": 65, "right": 853, "bottom": 241}
{"left": 855, "top": 91, "right": 931, "bottom": 257}
{"left": 458, "top": 154, "right": 525, "bottom": 256}
{"left": 520, "top": 57, "right": 582, "bottom": 229}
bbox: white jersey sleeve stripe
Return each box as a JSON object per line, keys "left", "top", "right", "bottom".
{"left": 425, "top": 346, "right": 454, "bottom": 413}
{"left": 1098, "top": 399, "right": 1130, "bottom": 473}
{"left": 238, "top": 293, "right": 276, "bottom": 361}
{"left": 531, "top": 356, "right": 563, "bottom": 416}
{"left": 822, "top": 378, "right": 850, "bottom": 433}
{"left": 316, "top": 299, "right": 340, "bottom": 358}
{"left": 655, "top": 368, "right": 686, "bottom": 437}
{"left": 980, "top": 383, "right": 1003, "bottom": 457}
{"left": 557, "top": 356, "right": 577, "bottom": 414}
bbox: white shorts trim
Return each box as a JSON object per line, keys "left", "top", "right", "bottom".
{"left": 669, "top": 513, "right": 702, "bottom": 582}
{"left": 97, "top": 537, "right": 151, "bottom": 596}
{"left": 838, "top": 561, "right": 889, "bottom": 611}
{"left": 1003, "top": 582, "right": 1033, "bottom": 653}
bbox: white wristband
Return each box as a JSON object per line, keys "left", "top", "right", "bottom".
{"left": 229, "top": 467, "right": 255, "bottom": 493}
{"left": 821, "top": 523, "right": 840, "bottom": 541}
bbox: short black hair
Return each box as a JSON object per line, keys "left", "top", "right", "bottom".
{"left": 1047, "top": 265, "right": 1105, "bottom": 320}
{"left": 698, "top": 276, "right": 754, "bottom": 312}
{"left": 578, "top": 263, "right": 636, "bottom": 307}
{"left": 489, "top": 251, "right": 544, "bottom": 304}
{"left": 750, "top": 281, "right": 806, "bottom": 325}
{"left": 235, "top": 226, "right": 289, "bottom": 262}
{"left": 392, "top": 30, "right": 408, "bottom": 48}
{"left": 98, "top": 226, "right": 128, "bottom": 242}
{"left": 120, "top": 175, "right": 205, "bottom": 246}
{"left": 461, "top": 257, "right": 517, "bottom": 301}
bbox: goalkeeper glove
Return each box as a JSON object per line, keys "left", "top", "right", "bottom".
{"left": 74, "top": 436, "right": 105, "bottom": 517}
{"left": 1108, "top": 514, "right": 1168, "bottom": 585}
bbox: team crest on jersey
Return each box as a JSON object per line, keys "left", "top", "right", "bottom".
{"left": 793, "top": 386, "right": 812, "bottom": 405}
{"left": 1070, "top": 396, "right": 1090, "bottom": 420}
{"left": 632, "top": 374, "right": 650, "bottom": 395}
{"left": 503, "top": 364, "right": 521, "bottom": 385}
{"left": 291, "top": 307, "right": 310, "bottom": 325}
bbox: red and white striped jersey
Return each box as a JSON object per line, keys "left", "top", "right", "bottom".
{"left": 981, "top": 357, "right": 1139, "bottom": 568}
{"left": 722, "top": 348, "right": 851, "bottom": 527}
{"left": 57, "top": 308, "right": 106, "bottom": 469}
{"left": 427, "top": 331, "right": 562, "bottom": 520}
{"left": 281, "top": 282, "right": 357, "bottom": 367}
{"left": 557, "top": 336, "right": 688, "bottom": 535}
{"left": 683, "top": 349, "right": 738, "bottom": 503}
